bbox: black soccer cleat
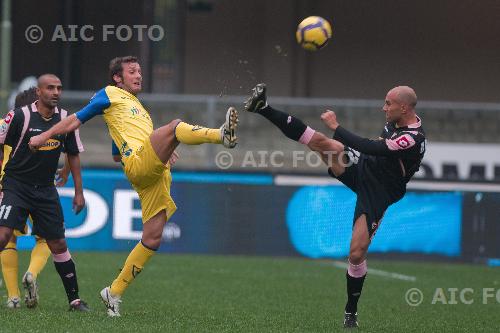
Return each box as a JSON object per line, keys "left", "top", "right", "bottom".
{"left": 69, "top": 299, "right": 90, "bottom": 312}
{"left": 343, "top": 312, "right": 359, "bottom": 329}
{"left": 244, "top": 83, "right": 267, "bottom": 113}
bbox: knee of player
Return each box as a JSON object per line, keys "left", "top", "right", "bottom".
{"left": 142, "top": 237, "right": 161, "bottom": 250}
{"left": 46, "top": 238, "right": 68, "bottom": 253}
{"left": 309, "top": 132, "right": 336, "bottom": 151}
{"left": 349, "top": 248, "right": 367, "bottom": 264}
{"left": 0, "top": 230, "right": 14, "bottom": 249}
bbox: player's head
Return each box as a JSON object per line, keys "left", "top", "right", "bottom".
{"left": 109, "top": 56, "right": 142, "bottom": 95}
{"left": 36, "top": 74, "right": 62, "bottom": 108}
{"left": 14, "top": 87, "right": 38, "bottom": 108}
{"left": 383, "top": 86, "right": 417, "bottom": 123}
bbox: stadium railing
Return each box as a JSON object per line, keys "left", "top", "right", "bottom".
{"left": 60, "top": 91, "right": 500, "bottom": 171}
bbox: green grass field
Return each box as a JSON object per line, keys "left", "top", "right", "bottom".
{"left": 0, "top": 252, "right": 498, "bottom": 332}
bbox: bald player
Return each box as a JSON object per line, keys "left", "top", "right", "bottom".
{"left": 244, "top": 84, "right": 426, "bottom": 328}
{"left": 0, "top": 74, "right": 88, "bottom": 311}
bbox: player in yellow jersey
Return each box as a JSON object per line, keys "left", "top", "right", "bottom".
{"left": 29, "top": 56, "right": 239, "bottom": 317}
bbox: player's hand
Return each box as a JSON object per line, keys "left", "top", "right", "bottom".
{"left": 55, "top": 168, "right": 69, "bottom": 187}
{"left": 73, "top": 191, "right": 85, "bottom": 215}
{"left": 321, "top": 110, "right": 339, "bottom": 130}
{"left": 29, "top": 134, "right": 48, "bottom": 151}
{"left": 169, "top": 150, "right": 180, "bottom": 166}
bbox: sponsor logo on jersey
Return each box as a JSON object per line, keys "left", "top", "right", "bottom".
{"left": 38, "top": 139, "right": 61, "bottom": 151}
{"left": 29, "top": 128, "right": 42, "bottom": 132}
{"left": 130, "top": 107, "right": 140, "bottom": 116}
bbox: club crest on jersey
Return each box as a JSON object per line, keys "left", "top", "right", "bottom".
{"left": 38, "top": 139, "right": 61, "bottom": 151}
{"left": 396, "top": 136, "right": 411, "bottom": 148}
{"left": 4, "top": 111, "right": 14, "bottom": 124}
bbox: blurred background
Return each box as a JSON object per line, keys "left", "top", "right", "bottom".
{"left": 1, "top": 0, "right": 499, "bottom": 264}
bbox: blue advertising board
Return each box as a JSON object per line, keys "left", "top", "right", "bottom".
{"left": 17, "top": 170, "right": 465, "bottom": 258}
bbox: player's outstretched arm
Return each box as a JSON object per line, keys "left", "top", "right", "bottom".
{"left": 29, "top": 114, "right": 82, "bottom": 150}
{"left": 321, "top": 110, "right": 393, "bottom": 156}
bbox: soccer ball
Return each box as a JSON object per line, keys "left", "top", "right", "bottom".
{"left": 296, "top": 16, "right": 332, "bottom": 51}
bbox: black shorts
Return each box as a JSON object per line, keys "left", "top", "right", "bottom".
{"left": 328, "top": 147, "right": 403, "bottom": 238}
{"left": 0, "top": 177, "right": 65, "bottom": 240}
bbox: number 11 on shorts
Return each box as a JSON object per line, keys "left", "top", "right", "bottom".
{"left": 0, "top": 205, "right": 12, "bottom": 219}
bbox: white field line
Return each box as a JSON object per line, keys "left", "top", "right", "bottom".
{"left": 329, "top": 260, "right": 417, "bottom": 282}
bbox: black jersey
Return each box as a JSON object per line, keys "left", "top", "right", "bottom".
{"left": 333, "top": 116, "right": 426, "bottom": 195}
{"left": 0, "top": 102, "right": 84, "bottom": 186}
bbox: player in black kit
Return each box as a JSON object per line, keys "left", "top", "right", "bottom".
{"left": 244, "top": 84, "right": 425, "bottom": 329}
{"left": 0, "top": 74, "right": 89, "bottom": 311}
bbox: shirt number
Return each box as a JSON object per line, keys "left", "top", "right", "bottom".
{"left": 0, "top": 205, "right": 12, "bottom": 220}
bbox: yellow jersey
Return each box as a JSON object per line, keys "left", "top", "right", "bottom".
{"left": 76, "top": 85, "right": 153, "bottom": 162}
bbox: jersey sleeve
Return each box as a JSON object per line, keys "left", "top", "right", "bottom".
{"left": 64, "top": 129, "right": 85, "bottom": 155}
{"left": 75, "top": 88, "right": 111, "bottom": 124}
{"left": 111, "top": 141, "right": 120, "bottom": 155}
{"left": 0, "top": 110, "right": 23, "bottom": 146}
{"left": 334, "top": 126, "right": 422, "bottom": 157}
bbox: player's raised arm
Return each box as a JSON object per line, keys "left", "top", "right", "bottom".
{"left": 30, "top": 88, "right": 111, "bottom": 150}
{"left": 29, "top": 114, "right": 81, "bottom": 150}
{"left": 322, "top": 110, "right": 415, "bottom": 156}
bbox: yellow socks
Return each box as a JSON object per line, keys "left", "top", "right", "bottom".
{"left": 110, "top": 241, "right": 155, "bottom": 296}
{"left": 27, "top": 238, "right": 51, "bottom": 278}
{"left": 175, "top": 122, "right": 221, "bottom": 145}
{"left": 1, "top": 241, "right": 20, "bottom": 298}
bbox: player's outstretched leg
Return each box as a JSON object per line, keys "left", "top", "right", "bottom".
{"left": 245, "top": 84, "right": 314, "bottom": 143}
{"left": 245, "top": 83, "right": 347, "bottom": 175}
{"left": 174, "top": 107, "right": 238, "bottom": 148}
{"left": 150, "top": 107, "right": 238, "bottom": 165}
{"left": 1, "top": 236, "right": 21, "bottom": 309}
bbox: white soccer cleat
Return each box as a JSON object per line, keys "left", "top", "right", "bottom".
{"left": 6, "top": 297, "right": 21, "bottom": 309}
{"left": 100, "top": 286, "right": 121, "bottom": 317}
{"left": 220, "top": 107, "right": 238, "bottom": 148}
{"left": 22, "top": 271, "right": 39, "bottom": 308}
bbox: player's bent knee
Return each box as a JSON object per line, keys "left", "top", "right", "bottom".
{"left": 0, "top": 228, "right": 14, "bottom": 249}
{"left": 308, "top": 132, "right": 329, "bottom": 150}
{"left": 349, "top": 248, "right": 367, "bottom": 264}
{"left": 141, "top": 237, "right": 161, "bottom": 250}
{"left": 47, "top": 238, "right": 68, "bottom": 254}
